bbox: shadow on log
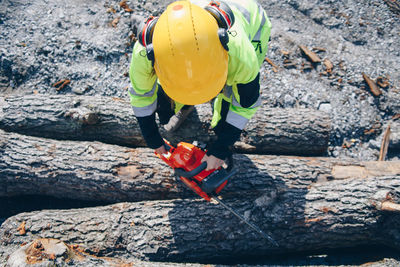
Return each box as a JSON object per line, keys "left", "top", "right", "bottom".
{"left": 0, "top": 94, "right": 331, "bottom": 155}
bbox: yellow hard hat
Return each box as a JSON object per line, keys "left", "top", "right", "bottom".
{"left": 153, "top": 1, "right": 228, "bottom": 105}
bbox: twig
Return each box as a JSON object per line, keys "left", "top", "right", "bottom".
{"left": 52, "top": 79, "right": 71, "bottom": 91}
{"left": 120, "top": 0, "right": 133, "bottom": 12}
{"left": 265, "top": 57, "right": 279, "bottom": 72}
{"left": 379, "top": 124, "right": 391, "bottom": 161}
{"left": 299, "top": 45, "right": 321, "bottom": 63}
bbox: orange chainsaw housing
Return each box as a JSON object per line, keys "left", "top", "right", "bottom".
{"left": 156, "top": 141, "right": 227, "bottom": 201}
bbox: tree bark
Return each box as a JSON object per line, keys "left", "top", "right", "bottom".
{"left": 0, "top": 94, "right": 331, "bottom": 155}
{"left": 0, "top": 171, "right": 399, "bottom": 263}
{"left": 1, "top": 129, "right": 400, "bottom": 203}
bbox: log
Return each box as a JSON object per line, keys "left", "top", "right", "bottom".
{"left": 0, "top": 129, "right": 184, "bottom": 202}
{"left": 0, "top": 171, "right": 399, "bottom": 263}
{"left": 1, "top": 129, "right": 400, "bottom": 203}
{"left": 0, "top": 94, "right": 331, "bottom": 155}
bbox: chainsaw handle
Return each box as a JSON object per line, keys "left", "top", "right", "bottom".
{"left": 174, "top": 161, "right": 207, "bottom": 178}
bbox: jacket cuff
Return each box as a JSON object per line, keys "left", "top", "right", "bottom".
{"left": 206, "top": 142, "right": 232, "bottom": 160}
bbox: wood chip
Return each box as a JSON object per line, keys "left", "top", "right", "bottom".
{"left": 362, "top": 73, "right": 382, "bottom": 97}
{"left": 379, "top": 124, "right": 391, "bottom": 161}
{"left": 120, "top": 0, "right": 133, "bottom": 12}
{"left": 313, "top": 47, "right": 327, "bottom": 52}
{"left": 364, "top": 128, "right": 376, "bottom": 135}
{"left": 265, "top": 57, "right": 279, "bottom": 72}
{"left": 107, "top": 7, "right": 116, "bottom": 13}
{"left": 376, "top": 76, "right": 390, "bottom": 88}
{"left": 52, "top": 79, "right": 70, "bottom": 91}
{"left": 283, "top": 62, "right": 297, "bottom": 69}
{"left": 299, "top": 45, "right": 321, "bottom": 63}
{"left": 111, "top": 17, "right": 120, "bottom": 27}
{"left": 342, "top": 139, "right": 353, "bottom": 149}
{"left": 17, "top": 221, "right": 26, "bottom": 235}
{"left": 280, "top": 50, "right": 290, "bottom": 56}
{"left": 323, "top": 59, "right": 334, "bottom": 73}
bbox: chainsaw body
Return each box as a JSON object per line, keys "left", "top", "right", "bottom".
{"left": 156, "top": 141, "right": 236, "bottom": 201}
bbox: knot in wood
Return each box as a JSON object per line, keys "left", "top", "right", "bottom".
{"left": 82, "top": 112, "right": 99, "bottom": 125}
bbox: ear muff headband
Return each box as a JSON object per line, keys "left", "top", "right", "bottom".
{"left": 204, "top": 1, "right": 235, "bottom": 30}
{"left": 137, "top": 16, "right": 158, "bottom": 48}
{"left": 204, "top": 1, "right": 234, "bottom": 51}
{"left": 137, "top": 16, "right": 158, "bottom": 62}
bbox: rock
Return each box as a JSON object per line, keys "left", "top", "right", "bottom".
{"left": 389, "top": 121, "right": 400, "bottom": 151}
{"left": 318, "top": 102, "right": 332, "bottom": 113}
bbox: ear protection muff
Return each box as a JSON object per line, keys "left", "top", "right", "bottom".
{"left": 204, "top": 1, "right": 235, "bottom": 51}
{"left": 137, "top": 16, "right": 158, "bottom": 63}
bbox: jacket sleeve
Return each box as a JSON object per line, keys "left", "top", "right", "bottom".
{"left": 207, "top": 74, "right": 261, "bottom": 160}
{"left": 225, "top": 22, "right": 262, "bottom": 130}
{"left": 129, "top": 42, "right": 164, "bottom": 149}
{"left": 207, "top": 25, "right": 262, "bottom": 160}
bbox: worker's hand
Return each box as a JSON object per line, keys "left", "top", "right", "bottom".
{"left": 201, "top": 154, "right": 224, "bottom": 170}
{"left": 155, "top": 145, "right": 168, "bottom": 156}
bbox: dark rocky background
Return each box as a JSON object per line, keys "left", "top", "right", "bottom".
{"left": 1, "top": 0, "right": 400, "bottom": 265}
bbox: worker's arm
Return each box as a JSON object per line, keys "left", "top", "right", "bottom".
{"left": 129, "top": 42, "right": 164, "bottom": 150}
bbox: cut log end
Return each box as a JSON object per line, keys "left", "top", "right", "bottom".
{"left": 380, "top": 201, "right": 400, "bottom": 213}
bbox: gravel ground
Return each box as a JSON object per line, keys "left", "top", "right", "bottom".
{"left": 260, "top": 0, "right": 400, "bottom": 161}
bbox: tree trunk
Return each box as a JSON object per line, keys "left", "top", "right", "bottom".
{"left": 0, "top": 94, "right": 331, "bottom": 155}
{"left": 1, "top": 129, "right": 400, "bottom": 203}
{"left": 0, "top": 171, "right": 399, "bottom": 263}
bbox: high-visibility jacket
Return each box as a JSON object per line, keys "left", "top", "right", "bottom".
{"left": 129, "top": 0, "right": 271, "bottom": 155}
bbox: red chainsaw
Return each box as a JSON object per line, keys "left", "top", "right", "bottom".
{"left": 156, "top": 140, "right": 278, "bottom": 246}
